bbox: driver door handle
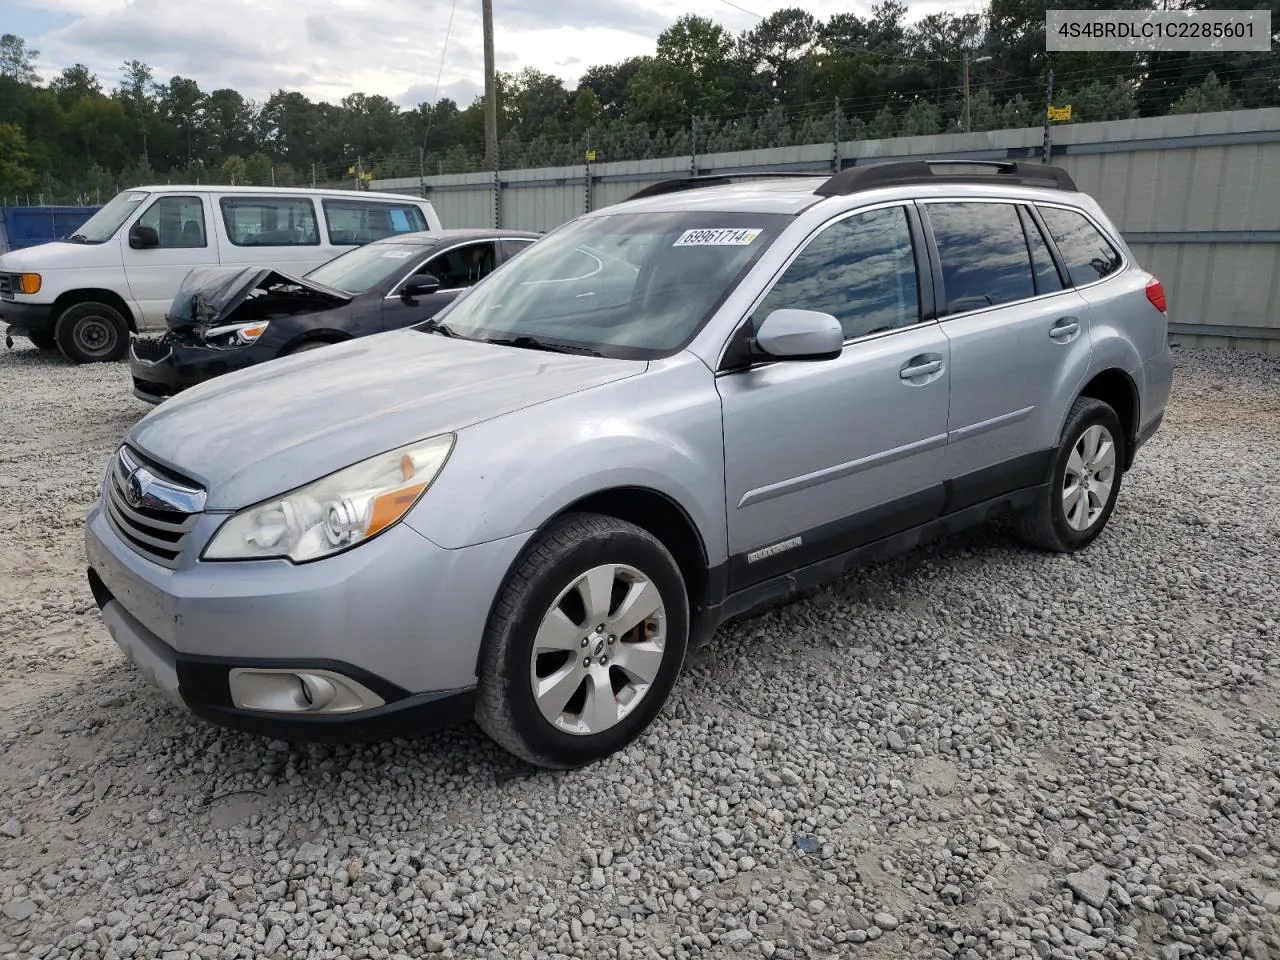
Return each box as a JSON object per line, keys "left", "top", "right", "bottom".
{"left": 900, "top": 359, "right": 943, "bottom": 379}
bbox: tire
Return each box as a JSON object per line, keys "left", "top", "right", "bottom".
{"left": 27, "top": 331, "right": 58, "bottom": 353}
{"left": 1012, "top": 396, "right": 1126, "bottom": 553}
{"left": 283, "top": 340, "right": 332, "bottom": 356}
{"left": 54, "top": 302, "right": 129, "bottom": 363}
{"left": 475, "top": 512, "right": 690, "bottom": 769}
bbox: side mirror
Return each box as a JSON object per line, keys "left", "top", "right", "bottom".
{"left": 753, "top": 308, "right": 843, "bottom": 361}
{"left": 128, "top": 223, "right": 160, "bottom": 249}
{"left": 401, "top": 274, "right": 441, "bottom": 298}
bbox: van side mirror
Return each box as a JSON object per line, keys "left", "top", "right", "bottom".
{"left": 401, "top": 274, "right": 441, "bottom": 299}
{"left": 128, "top": 224, "right": 160, "bottom": 249}
{"left": 753, "top": 309, "right": 843, "bottom": 361}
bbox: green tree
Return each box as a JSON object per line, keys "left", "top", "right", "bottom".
{"left": 0, "top": 122, "right": 37, "bottom": 197}
{"left": 0, "top": 34, "right": 38, "bottom": 83}
{"left": 1170, "top": 72, "right": 1241, "bottom": 114}
{"left": 160, "top": 76, "right": 206, "bottom": 165}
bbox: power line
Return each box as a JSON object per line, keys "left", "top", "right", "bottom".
{"left": 421, "top": 0, "right": 459, "bottom": 152}
{"left": 715, "top": 0, "right": 765, "bottom": 20}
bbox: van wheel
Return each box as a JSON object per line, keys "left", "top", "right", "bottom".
{"left": 55, "top": 302, "right": 129, "bottom": 363}
{"left": 27, "top": 332, "right": 58, "bottom": 353}
{"left": 475, "top": 513, "right": 689, "bottom": 769}
{"left": 1012, "top": 397, "right": 1126, "bottom": 553}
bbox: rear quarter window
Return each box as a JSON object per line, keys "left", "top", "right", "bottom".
{"left": 1036, "top": 205, "right": 1123, "bottom": 286}
{"left": 323, "top": 200, "right": 428, "bottom": 245}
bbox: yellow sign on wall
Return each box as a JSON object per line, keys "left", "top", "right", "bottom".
{"left": 1047, "top": 104, "right": 1073, "bottom": 121}
{"left": 585, "top": 149, "right": 597, "bottom": 162}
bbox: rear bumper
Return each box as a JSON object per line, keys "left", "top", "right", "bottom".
{"left": 1, "top": 299, "right": 55, "bottom": 337}
{"left": 128, "top": 335, "right": 269, "bottom": 403}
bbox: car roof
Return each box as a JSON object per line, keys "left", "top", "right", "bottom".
{"left": 587, "top": 162, "right": 1087, "bottom": 217}
{"left": 366, "top": 228, "right": 542, "bottom": 246}
{"left": 126, "top": 184, "right": 435, "bottom": 204}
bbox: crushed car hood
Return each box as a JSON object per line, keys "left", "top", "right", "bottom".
{"left": 165, "top": 266, "right": 351, "bottom": 332}
{"left": 125, "top": 329, "right": 645, "bottom": 510}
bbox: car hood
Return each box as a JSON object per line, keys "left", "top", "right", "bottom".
{"left": 125, "top": 328, "right": 646, "bottom": 510}
{"left": 165, "top": 266, "right": 351, "bottom": 333}
{"left": 0, "top": 239, "right": 122, "bottom": 272}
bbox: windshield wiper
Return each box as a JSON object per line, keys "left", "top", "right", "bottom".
{"left": 481, "top": 334, "right": 604, "bottom": 357}
{"left": 419, "top": 317, "right": 459, "bottom": 338}
{"left": 66, "top": 233, "right": 89, "bottom": 243}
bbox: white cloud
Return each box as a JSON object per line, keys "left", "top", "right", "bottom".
{"left": 19, "top": 0, "right": 953, "bottom": 107}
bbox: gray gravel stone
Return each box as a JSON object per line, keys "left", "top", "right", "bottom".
{"left": 0, "top": 346, "right": 1278, "bottom": 960}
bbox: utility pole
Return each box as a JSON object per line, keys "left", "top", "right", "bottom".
{"left": 482, "top": 0, "right": 498, "bottom": 174}
{"left": 1042, "top": 67, "right": 1055, "bottom": 163}
{"left": 963, "top": 54, "right": 991, "bottom": 133}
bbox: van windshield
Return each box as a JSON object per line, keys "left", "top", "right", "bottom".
{"left": 419, "top": 210, "right": 790, "bottom": 359}
{"left": 65, "top": 191, "right": 149, "bottom": 244}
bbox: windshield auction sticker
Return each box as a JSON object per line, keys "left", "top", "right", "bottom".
{"left": 673, "top": 228, "right": 762, "bottom": 247}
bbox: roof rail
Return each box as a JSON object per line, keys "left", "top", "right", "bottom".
{"left": 815, "top": 159, "right": 1077, "bottom": 196}
{"left": 626, "top": 172, "right": 822, "bottom": 202}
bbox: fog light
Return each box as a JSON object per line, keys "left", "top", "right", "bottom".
{"left": 228, "top": 668, "right": 384, "bottom": 714}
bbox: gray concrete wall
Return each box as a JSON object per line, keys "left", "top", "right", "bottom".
{"left": 373, "top": 108, "right": 1280, "bottom": 352}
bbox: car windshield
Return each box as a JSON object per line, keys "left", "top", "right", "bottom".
{"left": 304, "top": 240, "right": 430, "bottom": 295}
{"left": 420, "top": 211, "right": 791, "bottom": 358}
{"left": 65, "top": 190, "right": 149, "bottom": 244}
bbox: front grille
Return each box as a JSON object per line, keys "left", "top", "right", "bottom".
{"left": 130, "top": 337, "right": 172, "bottom": 363}
{"left": 104, "top": 446, "right": 204, "bottom": 569}
{"left": 0, "top": 274, "right": 12, "bottom": 299}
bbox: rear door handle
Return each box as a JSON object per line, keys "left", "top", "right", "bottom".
{"left": 900, "top": 359, "right": 943, "bottom": 379}
{"left": 1050, "top": 316, "right": 1080, "bottom": 339}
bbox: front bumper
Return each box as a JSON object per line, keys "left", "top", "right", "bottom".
{"left": 1, "top": 299, "right": 55, "bottom": 338}
{"left": 128, "top": 334, "right": 271, "bottom": 404}
{"left": 84, "top": 494, "right": 534, "bottom": 742}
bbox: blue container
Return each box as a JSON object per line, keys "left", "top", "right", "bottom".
{"left": 0, "top": 206, "right": 101, "bottom": 254}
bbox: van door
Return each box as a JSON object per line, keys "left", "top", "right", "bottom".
{"left": 214, "top": 195, "right": 328, "bottom": 275}
{"left": 121, "top": 194, "right": 217, "bottom": 330}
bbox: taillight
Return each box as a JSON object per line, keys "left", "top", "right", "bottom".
{"left": 1145, "top": 277, "right": 1167, "bottom": 314}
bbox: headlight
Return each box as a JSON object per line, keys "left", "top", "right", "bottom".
{"left": 201, "top": 320, "right": 269, "bottom": 346}
{"left": 202, "top": 434, "right": 455, "bottom": 563}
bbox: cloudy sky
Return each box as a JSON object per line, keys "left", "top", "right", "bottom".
{"left": 7, "top": 0, "right": 951, "bottom": 108}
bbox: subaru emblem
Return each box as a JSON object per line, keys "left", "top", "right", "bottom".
{"left": 125, "top": 468, "right": 144, "bottom": 507}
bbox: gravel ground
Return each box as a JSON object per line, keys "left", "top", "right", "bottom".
{"left": 0, "top": 341, "right": 1277, "bottom": 960}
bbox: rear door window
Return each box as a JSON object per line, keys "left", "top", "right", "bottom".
{"left": 926, "top": 201, "right": 1036, "bottom": 314}
{"left": 323, "top": 200, "right": 428, "bottom": 245}
{"left": 219, "top": 197, "right": 320, "bottom": 246}
{"left": 1019, "top": 206, "right": 1064, "bottom": 295}
{"left": 1036, "top": 205, "right": 1123, "bottom": 286}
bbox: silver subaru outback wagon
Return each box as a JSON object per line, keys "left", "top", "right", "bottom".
{"left": 85, "top": 160, "right": 1174, "bottom": 768}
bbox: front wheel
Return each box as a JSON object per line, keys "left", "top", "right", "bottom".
{"left": 475, "top": 513, "right": 689, "bottom": 769}
{"left": 1012, "top": 396, "right": 1126, "bottom": 553}
{"left": 55, "top": 302, "right": 129, "bottom": 363}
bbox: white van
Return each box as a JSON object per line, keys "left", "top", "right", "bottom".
{"left": 0, "top": 185, "right": 443, "bottom": 363}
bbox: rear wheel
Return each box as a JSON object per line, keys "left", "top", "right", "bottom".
{"left": 475, "top": 513, "right": 689, "bottom": 768}
{"left": 55, "top": 302, "right": 129, "bottom": 363}
{"left": 1012, "top": 396, "right": 1125, "bottom": 552}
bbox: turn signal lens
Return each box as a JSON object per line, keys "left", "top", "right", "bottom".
{"left": 18, "top": 273, "right": 41, "bottom": 295}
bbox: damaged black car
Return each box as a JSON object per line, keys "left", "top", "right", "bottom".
{"left": 128, "top": 228, "right": 541, "bottom": 404}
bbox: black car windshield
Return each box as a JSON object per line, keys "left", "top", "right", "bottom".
{"left": 421, "top": 211, "right": 791, "bottom": 358}
{"left": 305, "top": 240, "right": 432, "bottom": 295}
{"left": 66, "top": 190, "right": 148, "bottom": 243}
